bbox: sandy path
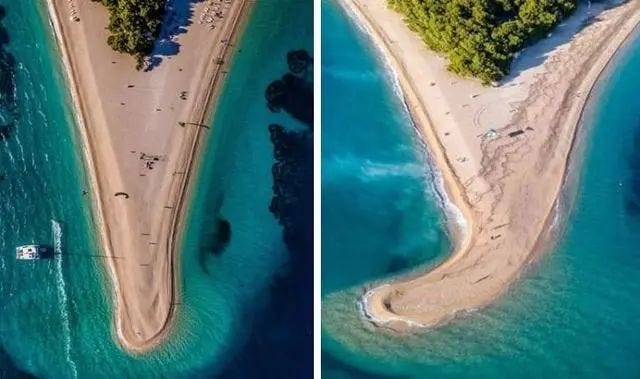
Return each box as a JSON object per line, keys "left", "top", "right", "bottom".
{"left": 339, "top": 0, "right": 640, "bottom": 330}
{"left": 44, "top": 0, "right": 252, "bottom": 351}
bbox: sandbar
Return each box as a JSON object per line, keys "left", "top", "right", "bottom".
{"left": 45, "top": 0, "right": 252, "bottom": 351}
{"left": 340, "top": 0, "right": 640, "bottom": 330}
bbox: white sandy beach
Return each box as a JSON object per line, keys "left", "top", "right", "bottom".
{"left": 340, "top": 0, "right": 640, "bottom": 330}
{"left": 45, "top": 0, "right": 252, "bottom": 351}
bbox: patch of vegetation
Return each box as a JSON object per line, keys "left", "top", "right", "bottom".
{"left": 388, "top": 0, "right": 577, "bottom": 83}
{"left": 92, "top": 0, "right": 165, "bottom": 69}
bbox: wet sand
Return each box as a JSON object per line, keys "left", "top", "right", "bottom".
{"left": 45, "top": 0, "right": 252, "bottom": 351}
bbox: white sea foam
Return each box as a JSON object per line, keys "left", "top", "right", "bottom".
{"left": 325, "top": 65, "right": 378, "bottom": 83}
{"left": 324, "top": 155, "right": 427, "bottom": 183}
{"left": 337, "top": 0, "right": 406, "bottom": 100}
{"left": 384, "top": 49, "right": 469, "bottom": 239}
{"left": 423, "top": 148, "right": 469, "bottom": 240}
{"left": 37, "top": 109, "right": 47, "bottom": 125}
{"left": 3, "top": 138, "right": 14, "bottom": 165}
{"left": 549, "top": 194, "right": 563, "bottom": 234}
{"left": 358, "top": 285, "right": 425, "bottom": 328}
{"left": 360, "top": 160, "right": 425, "bottom": 180}
{"left": 39, "top": 84, "right": 48, "bottom": 102}
{"left": 13, "top": 133, "right": 27, "bottom": 174}
{"left": 52, "top": 220, "right": 78, "bottom": 379}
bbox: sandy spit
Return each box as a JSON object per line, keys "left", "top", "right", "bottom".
{"left": 339, "top": 0, "right": 640, "bottom": 330}
{"left": 44, "top": 0, "right": 253, "bottom": 352}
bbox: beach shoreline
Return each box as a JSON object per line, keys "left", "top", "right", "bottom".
{"left": 44, "top": 0, "right": 253, "bottom": 352}
{"left": 341, "top": 4, "right": 471, "bottom": 250}
{"left": 339, "top": 0, "right": 640, "bottom": 330}
{"left": 161, "top": 0, "right": 255, "bottom": 352}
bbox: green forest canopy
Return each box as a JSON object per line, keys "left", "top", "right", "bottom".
{"left": 92, "top": 0, "right": 166, "bottom": 69}
{"left": 387, "top": 0, "right": 578, "bottom": 84}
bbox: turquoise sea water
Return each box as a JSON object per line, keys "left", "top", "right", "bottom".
{"left": 322, "top": 1, "right": 640, "bottom": 378}
{"left": 0, "top": 1, "right": 311, "bottom": 378}
{"left": 321, "top": 0, "right": 450, "bottom": 297}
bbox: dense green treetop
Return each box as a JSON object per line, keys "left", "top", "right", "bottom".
{"left": 92, "top": 0, "right": 165, "bottom": 69}
{"left": 387, "top": 0, "right": 577, "bottom": 83}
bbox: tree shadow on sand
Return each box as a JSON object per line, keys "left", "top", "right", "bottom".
{"left": 147, "top": 0, "right": 205, "bottom": 70}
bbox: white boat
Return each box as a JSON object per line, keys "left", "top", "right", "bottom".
{"left": 16, "top": 244, "right": 48, "bottom": 260}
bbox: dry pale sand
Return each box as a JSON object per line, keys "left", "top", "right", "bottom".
{"left": 340, "top": 0, "right": 640, "bottom": 330}
{"left": 45, "top": 0, "right": 252, "bottom": 351}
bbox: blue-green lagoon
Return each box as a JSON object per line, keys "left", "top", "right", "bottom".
{"left": 322, "top": 1, "right": 640, "bottom": 378}
{"left": 0, "top": 1, "right": 311, "bottom": 378}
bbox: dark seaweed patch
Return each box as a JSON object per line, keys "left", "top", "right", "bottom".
{"left": 287, "top": 49, "right": 312, "bottom": 75}
{"left": 265, "top": 50, "right": 313, "bottom": 127}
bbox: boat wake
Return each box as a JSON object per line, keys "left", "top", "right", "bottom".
{"left": 52, "top": 219, "right": 78, "bottom": 379}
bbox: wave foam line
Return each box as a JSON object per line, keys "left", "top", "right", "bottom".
{"left": 13, "top": 133, "right": 28, "bottom": 174}
{"left": 52, "top": 219, "right": 78, "bottom": 379}
{"left": 358, "top": 285, "right": 425, "bottom": 328}
{"left": 2, "top": 138, "right": 14, "bottom": 165}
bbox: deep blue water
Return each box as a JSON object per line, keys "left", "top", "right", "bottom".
{"left": 322, "top": 0, "right": 640, "bottom": 377}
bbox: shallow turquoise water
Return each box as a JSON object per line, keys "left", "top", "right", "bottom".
{"left": 321, "top": 0, "right": 450, "bottom": 296}
{"left": 0, "top": 1, "right": 311, "bottom": 378}
{"left": 322, "top": 1, "right": 640, "bottom": 378}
